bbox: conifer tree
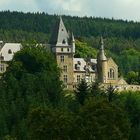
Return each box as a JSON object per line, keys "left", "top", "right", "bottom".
{"left": 106, "top": 84, "right": 116, "bottom": 102}
{"left": 90, "top": 80, "right": 101, "bottom": 97}
{"left": 75, "top": 79, "right": 89, "bottom": 105}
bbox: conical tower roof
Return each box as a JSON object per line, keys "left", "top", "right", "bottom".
{"left": 97, "top": 37, "right": 107, "bottom": 61}
{"left": 49, "top": 16, "right": 69, "bottom": 46}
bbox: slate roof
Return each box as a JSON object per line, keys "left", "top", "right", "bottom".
{"left": 74, "top": 58, "right": 97, "bottom": 72}
{"left": 0, "top": 43, "right": 22, "bottom": 61}
{"left": 49, "top": 17, "right": 69, "bottom": 46}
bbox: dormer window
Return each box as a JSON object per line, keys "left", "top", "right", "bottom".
{"left": 8, "top": 49, "right": 12, "bottom": 54}
{"left": 75, "top": 64, "right": 80, "bottom": 71}
{"left": 62, "top": 39, "right": 66, "bottom": 44}
{"left": 77, "top": 61, "right": 81, "bottom": 65}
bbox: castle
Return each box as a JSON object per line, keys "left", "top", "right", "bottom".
{"left": 0, "top": 17, "right": 140, "bottom": 91}
{"left": 49, "top": 17, "right": 133, "bottom": 91}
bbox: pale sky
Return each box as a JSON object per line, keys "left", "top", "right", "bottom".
{"left": 0, "top": 0, "right": 140, "bottom": 21}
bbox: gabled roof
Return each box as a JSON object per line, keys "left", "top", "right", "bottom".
{"left": 74, "top": 58, "right": 97, "bottom": 72}
{"left": 0, "top": 43, "right": 22, "bottom": 61}
{"left": 49, "top": 17, "right": 69, "bottom": 46}
{"left": 107, "top": 57, "right": 118, "bottom": 67}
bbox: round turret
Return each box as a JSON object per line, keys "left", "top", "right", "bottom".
{"left": 97, "top": 37, "right": 107, "bottom": 83}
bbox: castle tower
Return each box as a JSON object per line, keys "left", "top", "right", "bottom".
{"left": 97, "top": 37, "right": 108, "bottom": 83}
{"left": 49, "top": 17, "right": 75, "bottom": 89}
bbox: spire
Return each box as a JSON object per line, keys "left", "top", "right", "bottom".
{"left": 101, "top": 36, "right": 104, "bottom": 50}
{"left": 97, "top": 37, "right": 107, "bottom": 61}
{"left": 49, "top": 16, "right": 69, "bottom": 46}
{"left": 72, "top": 32, "right": 75, "bottom": 42}
{"left": 71, "top": 32, "right": 75, "bottom": 53}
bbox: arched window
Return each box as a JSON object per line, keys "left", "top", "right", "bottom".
{"left": 108, "top": 68, "right": 115, "bottom": 79}
{"left": 62, "top": 39, "right": 66, "bottom": 44}
{"left": 8, "top": 49, "right": 12, "bottom": 54}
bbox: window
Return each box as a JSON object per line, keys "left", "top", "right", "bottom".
{"left": 62, "top": 39, "right": 66, "bottom": 44}
{"left": 0, "top": 56, "right": 4, "bottom": 61}
{"left": 64, "top": 75, "right": 68, "bottom": 83}
{"left": 63, "top": 65, "right": 67, "bottom": 72}
{"left": 77, "top": 75, "right": 80, "bottom": 83}
{"left": 85, "top": 76, "right": 90, "bottom": 83}
{"left": 78, "top": 61, "right": 81, "bottom": 65}
{"left": 60, "top": 55, "right": 64, "bottom": 62}
{"left": 75, "top": 64, "right": 80, "bottom": 71}
{"left": 0, "top": 64, "right": 4, "bottom": 72}
{"left": 8, "top": 49, "right": 12, "bottom": 54}
{"left": 61, "top": 48, "right": 63, "bottom": 52}
{"left": 67, "top": 48, "right": 69, "bottom": 52}
{"left": 108, "top": 68, "right": 115, "bottom": 79}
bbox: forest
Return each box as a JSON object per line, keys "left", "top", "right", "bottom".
{"left": 0, "top": 45, "right": 139, "bottom": 140}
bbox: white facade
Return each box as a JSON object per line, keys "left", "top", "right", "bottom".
{"left": 0, "top": 43, "right": 22, "bottom": 73}
{"left": 0, "top": 43, "right": 22, "bottom": 61}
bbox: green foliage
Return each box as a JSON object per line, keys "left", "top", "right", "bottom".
{"left": 0, "top": 45, "right": 63, "bottom": 139}
{"left": 2, "top": 135, "right": 17, "bottom": 140}
{"left": 126, "top": 71, "right": 139, "bottom": 84}
{"left": 75, "top": 79, "right": 90, "bottom": 105}
{"left": 77, "top": 98, "right": 131, "bottom": 140}
{"left": 118, "top": 91, "right": 140, "bottom": 139}
{"left": 106, "top": 85, "right": 116, "bottom": 102}
{"left": 29, "top": 98, "right": 131, "bottom": 140}
{"left": 75, "top": 40, "right": 97, "bottom": 58}
{"left": 90, "top": 80, "right": 101, "bottom": 97}
{"left": 29, "top": 107, "right": 76, "bottom": 140}
{"left": 1, "top": 11, "right": 140, "bottom": 40}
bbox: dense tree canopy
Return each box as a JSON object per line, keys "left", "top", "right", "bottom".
{"left": 0, "top": 45, "right": 63, "bottom": 139}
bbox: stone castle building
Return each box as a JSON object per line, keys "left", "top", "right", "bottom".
{"left": 48, "top": 17, "right": 135, "bottom": 90}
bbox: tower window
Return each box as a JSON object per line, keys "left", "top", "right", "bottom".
{"left": 77, "top": 75, "right": 80, "bottom": 83}
{"left": 8, "top": 49, "right": 12, "bottom": 54}
{"left": 61, "top": 48, "right": 63, "bottom": 52}
{"left": 63, "top": 65, "right": 67, "bottom": 72}
{"left": 62, "top": 39, "right": 66, "bottom": 44}
{"left": 64, "top": 75, "right": 68, "bottom": 83}
{"left": 67, "top": 48, "right": 69, "bottom": 52}
{"left": 60, "top": 55, "right": 64, "bottom": 62}
{"left": 108, "top": 68, "right": 115, "bottom": 79}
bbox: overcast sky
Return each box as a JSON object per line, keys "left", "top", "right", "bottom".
{"left": 0, "top": 0, "right": 140, "bottom": 21}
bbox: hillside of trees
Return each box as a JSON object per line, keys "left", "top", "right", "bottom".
{"left": 0, "top": 11, "right": 140, "bottom": 40}
{"left": 0, "top": 45, "right": 139, "bottom": 139}
{"left": 0, "top": 11, "right": 140, "bottom": 78}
